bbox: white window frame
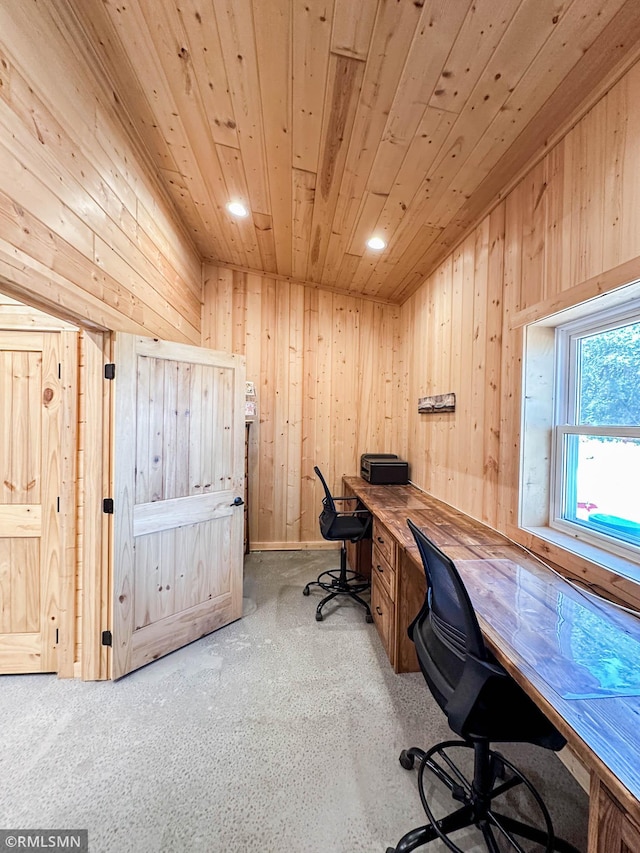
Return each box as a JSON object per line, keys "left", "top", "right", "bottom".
{"left": 550, "top": 301, "right": 640, "bottom": 561}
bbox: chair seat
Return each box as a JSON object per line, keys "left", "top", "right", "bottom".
{"left": 323, "top": 514, "right": 369, "bottom": 542}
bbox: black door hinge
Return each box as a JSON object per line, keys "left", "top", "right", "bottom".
{"left": 101, "top": 630, "right": 112, "bottom": 647}
{"left": 104, "top": 363, "right": 116, "bottom": 380}
{"left": 103, "top": 498, "right": 114, "bottom": 514}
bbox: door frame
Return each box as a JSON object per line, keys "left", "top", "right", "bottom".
{"left": 0, "top": 291, "right": 112, "bottom": 679}
{"left": 0, "top": 318, "right": 77, "bottom": 675}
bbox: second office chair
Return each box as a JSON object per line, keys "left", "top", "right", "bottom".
{"left": 303, "top": 466, "right": 373, "bottom": 622}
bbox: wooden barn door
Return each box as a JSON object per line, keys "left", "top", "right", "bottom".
{"left": 111, "top": 334, "right": 245, "bottom": 679}
{"left": 0, "top": 332, "right": 64, "bottom": 673}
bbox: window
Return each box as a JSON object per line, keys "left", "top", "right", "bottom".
{"left": 551, "top": 305, "right": 640, "bottom": 558}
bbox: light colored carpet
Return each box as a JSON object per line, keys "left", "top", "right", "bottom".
{"left": 0, "top": 551, "right": 588, "bottom": 852}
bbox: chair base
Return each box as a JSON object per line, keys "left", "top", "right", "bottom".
{"left": 387, "top": 739, "right": 581, "bottom": 853}
{"left": 303, "top": 542, "right": 373, "bottom": 623}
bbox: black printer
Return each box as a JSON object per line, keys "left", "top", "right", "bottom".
{"left": 360, "top": 453, "right": 409, "bottom": 485}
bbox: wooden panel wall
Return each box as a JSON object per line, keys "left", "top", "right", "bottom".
{"left": 401, "top": 57, "right": 640, "bottom": 605}
{"left": 0, "top": 1, "right": 201, "bottom": 342}
{"left": 400, "top": 205, "right": 505, "bottom": 529}
{"left": 202, "top": 266, "right": 403, "bottom": 548}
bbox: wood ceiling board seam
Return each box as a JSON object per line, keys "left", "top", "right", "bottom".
{"left": 325, "top": 0, "right": 471, "bottom": 289}
{"left": 215, "top": 142, "right": 264, "bottom": 269}
{"left": 252, "top": 0, "right": 293, "bottom": 276}
{"left": 292, "top": 0, "right": 335, "bottom": 174}
{"left": 252, "top": 211, "right": 279, "bottom": 274}
{"left": 365, "top": 0, "right": 472, "bottom": 197}
{"left": 349, "top": 108, "right": 455, "bottom": 294}
{"left": 363, "top": 200, "right": 443, "bottom": 297}
{"left": 343, "top": 191, "right": 388, "bottom": 259}
{"left": 321, "top": 0, "right": 424, "bottom": 278}
{"left": 330, "top": 0, "right": 379, "bottom": 62}
{"left": 382, "top": 224, "right": 445, "bottom": 295}
{"left": 361, "top": 122, "right": 440, "bottom": 265}
{"left": 396, "top": 2, "right": 640, "bottom": 304}
{"left": 334, "top": 252, "right": 361, "bottom": 293}
{"left": 406, "top": 0, "right": 587, "bottom": 238}
{"left": 304, "top": 52, "right": 365, "bottom": 281}
{"left": 421, "top": 0, "right": 629, "bottom": 231}
{"left": 212, "top": 0, "right": 272, "bottom": 216}
{"left": 292, "top": 169, "right": 317, "bottom": 281}
{"left": 173, "top": 0, "right": 240, "bottom": 149}
{"left": 134, "top": 0, "right": 242, "bottom": 264}
{"left": 82, "top": 0, "right": 232, "bottom": 261}
{"left": 425, "top": 0, "right": 522, "bottom": 116}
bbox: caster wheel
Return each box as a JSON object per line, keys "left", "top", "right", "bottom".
{"left": 315, "top": 612, "right": 323, "bottom": 621}
{"left": 303, "top": 587, "right": 310, "bottom": 596}
{"left": 399, "top": 750, "right": 415, "bottom": 770}
{"left": 365, "top": 613, "right": 373, "bottom": 623}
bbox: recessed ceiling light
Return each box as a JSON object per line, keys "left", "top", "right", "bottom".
{"left": 367, "top": 236, "right": 386, "bottom": 250}
{"left": 227, "top": 201, "right": 249, "bottom": 218}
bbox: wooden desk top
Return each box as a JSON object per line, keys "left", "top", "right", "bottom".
{"left": 344, "top": 477, "right": 640, "bottom": 824}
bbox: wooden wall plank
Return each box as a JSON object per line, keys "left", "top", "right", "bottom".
{"left": 0, "top": 1, "right": 201, "bottom": 340}
{"left": 202, "top": 263, "right": 400, "bottom": 547}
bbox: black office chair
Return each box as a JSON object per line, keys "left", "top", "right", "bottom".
{"left": 387, "top": 519, "right": 580, "bottom": 853}
{"left": 302, "top": 466, "right": 373, "bottom": 622}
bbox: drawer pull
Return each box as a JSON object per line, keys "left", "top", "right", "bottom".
{"left": 377, "top": 536, "right": 385, "bottom": 544}
{"left": 376, "top": 606, "right": 383, "bottom": 616}
{"left": 376, "top": 564, "right": 384, "bottom": 573}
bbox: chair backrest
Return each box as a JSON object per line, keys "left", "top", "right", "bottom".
{"left": 407, "top": 519, "right": 566, "bottom": 748}
{"left": 313, "top": 465, "right": 336, "bottom": 513}
{"left": 407, "top": 518, "right": 489, "bottom": 724}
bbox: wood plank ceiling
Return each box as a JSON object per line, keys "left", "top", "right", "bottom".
{"left": 60, "top": 0, "right": 640, "bottom": 303}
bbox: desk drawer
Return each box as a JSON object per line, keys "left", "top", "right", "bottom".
{"left": 373, "top": 519, "right": 396, "bottom": 567}
{"left": 372, "top": 544, "right": 395, "bottom": 602}
{"left": 372, "top": 574, "right": 395, "bottom": 667}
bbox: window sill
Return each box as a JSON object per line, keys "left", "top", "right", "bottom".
{"left": 524, "top": 525, "right": 640, "bottom": 587}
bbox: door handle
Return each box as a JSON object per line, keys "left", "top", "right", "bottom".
{"left": 231, "top": 496, "right": 245, "bottom": 507}
{"left": 376, "top": 606, "right": 383, "bottom": 616}
{"left": 376, "top": 564, "right": 384, "bottom": 573}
